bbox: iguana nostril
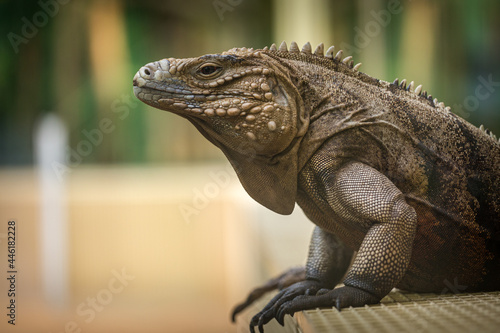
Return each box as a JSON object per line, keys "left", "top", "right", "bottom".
{"left": 140, "top": 66, "right": 154, "bottom": 78}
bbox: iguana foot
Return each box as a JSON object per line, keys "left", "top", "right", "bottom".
{"left": 248, "top": 279, "right": 325, "bottom": 333}
{"left": 231, "top": 266, "right": 305, "bottom": 322}
{"left": 249, "top": 284, "right": 381, "bottom": 332}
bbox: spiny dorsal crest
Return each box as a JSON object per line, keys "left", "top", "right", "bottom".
{"left": 479, "top": 125, "right": 500, "bottom": 144}
{"left": 259, "top": 41, "right": 497, "bottom": 142}
{"left": 246, "top": 41, "right": 462, "bottom": 115}
{"left": 265, "top": 41, "right": 434, "bottom": 101}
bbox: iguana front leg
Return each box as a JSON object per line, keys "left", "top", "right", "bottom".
{"left": 233, "top": 227, "right": 352, "bottom": 327}
{"left": 249, "top": 227, "right": 354, "bottom": 332}
{"left": 250, "top": 162, "right": 418, "bottom": 331}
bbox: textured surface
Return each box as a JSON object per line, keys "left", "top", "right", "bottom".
{"left": 297, "top": 290, "right": 500, "bottom": 333}
{"left": 239, "top": 290, "right": 500, "bottom": 333}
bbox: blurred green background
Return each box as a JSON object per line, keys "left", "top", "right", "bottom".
{"left": 0, "top": 1, "right": 499, "bottom": 332}
{"left": 1, "top": 0, "right": 499, "bottom": 166}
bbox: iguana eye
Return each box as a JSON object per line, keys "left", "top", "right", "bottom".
{"left": 197, "top": 63, "right": 222, "bottom": 78}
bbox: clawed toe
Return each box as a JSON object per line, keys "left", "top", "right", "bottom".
{"left": 249, "top": 285, "right": 382, "bottom": 332}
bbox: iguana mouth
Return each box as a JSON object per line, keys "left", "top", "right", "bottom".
{"left": 133, "top": 84, "right": 204, "bottom": 115}
{"left": 133, "top": 83, "right": 264, "bottom": 118}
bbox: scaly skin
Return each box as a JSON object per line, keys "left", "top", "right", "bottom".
{"left": 133, "top": 41, "right": 500, "bottom": 333}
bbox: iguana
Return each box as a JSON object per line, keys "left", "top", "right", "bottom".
{"left": 133, "top": 41, "right": 500, "bottom": 333}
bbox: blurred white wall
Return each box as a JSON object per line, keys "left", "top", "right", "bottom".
{"left": 0, "top": 164, "right": 313, "bottom": 333}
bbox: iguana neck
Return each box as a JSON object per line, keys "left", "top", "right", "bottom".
{"left": 263, "top": 50, "right": 377, "bottom": 122}
{"left": 262, "top": 52, "right": 381, "bottom": 171}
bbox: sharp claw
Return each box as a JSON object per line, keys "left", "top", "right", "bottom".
{"left": 277, "top": 299, "right": 298, "bottom": 325}
{"left": 231, "top": 304, "right": 244, "bottom": 322}
{"left": 249, "top": 313, "right": 261, "bottom": 333}
{"left": 335, "top": 297, "right": 341, "bottom": 311}
{"left": 276, "top": 306, "right": 286, "bottom": 326}
{"left": 258, "top": 318, "right": 265, "bottom": 333}
{"left": 252, "top": 308, "right": 275, "bottom": 333}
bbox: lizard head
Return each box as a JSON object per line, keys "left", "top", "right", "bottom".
{"left": 133, "top": 48, "right": 305, "bottom": 157}
{"left": 133, "top": 47, "right": 309, "bottom": 214}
